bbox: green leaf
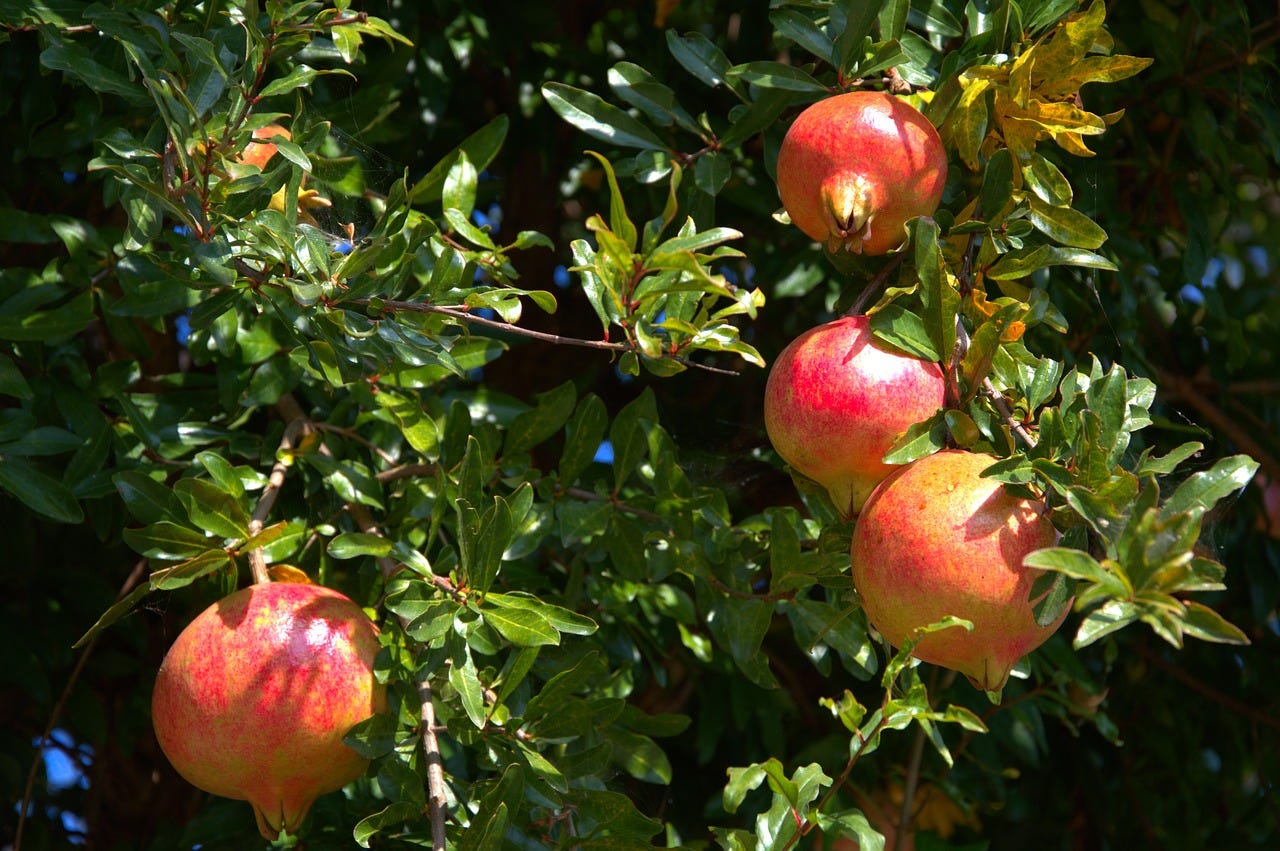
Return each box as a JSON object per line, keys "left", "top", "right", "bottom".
{"left": 73, "top": 578, "right": 156, "bottom": 648}
{"left": 666, "top": 30, "right": 745, "bottom": 99}
{"left": 770, "top": 9, "right": 835, "bottom": 63}
{"left": 1161, "top": 454, "right": 1258, "bottom": 519}
{"left": 0, "top": 354, "right": 33, "bottom": 399}
{"left": 443, "top": 150, "right": 477, "bottom": 217}
{"left": 559, "top": 394, "right": 608, "bottom": 486}
{"left": 114, "top": 470, "right": 182, "bottom": 524}
{"left": 487, "top": 591, "right": 597, "bottom": 635}
{"left": 979, "top": 148, "right": 1016, "bottom": 221}
{"left": 1074, "top": 600, "right": 1139, "bottom": 648}
{"left": 1022, "top": 153, "right": 1074, "bottom": 205}
{"left": 482, "top": 604, "right": 560, "bottom": 647}
{"left": 353, "top": 803, "right": 421, "bottom": 848}
{"left": 608, "top": 61, "right": 702, "bottom": 135}
{"left": 728, "top": 61, "right": 826, "bottom": 93}
{"left": 411, "top": 115, "right": 509, "bottom": 205}
{"left": 586, "top": 151, "right": 637, "bottom": 252}
{"left": 448, "top": 633, "right": 488, "bottom": 728}
{"left": 541, "top": 83, "right": 668, "bottom": 151}
{"left": 40, "top": 44, "right": 150, "bottom": 105}
{"left": 1026, "top": 194, "right": 1109, "bottom": 249}
{"left": 878, "top": 0, "right": 910, "bottom": 41}
{"left": 0, "top": 456, "right": 83, "bottom": 523}
{"left": 834, "top": 1, "right": 880, "bottom": 74}
{"left": 605, "top": 728, "right": 672, "bottom": 784}
{"left": 911, "top": 217, "right": 957, "bottom": 364}
{"left": 460, "top": 495, "right": 513, "bottom": 594}
{"left": 327, "top": 532, "right": 394, "bottom": 559}
{"left": 1179, "top": 601, "right": 1249, "bottom": 645}
{"left": 122, "top": 521, "right": 212, "bottom": 560}
{"left": 881, "top": 411, "right": 946, "bottom": 465}
{"left": 173, "top": 478, "right": 250, "bottom": 539}
{"left": 869, "top": 304, "right": 942, "bottom": 361}
{"left": 0, "top": 291, "right": 93, "bottom": 341}
{"left": 504, "top": 380, "right": 577, "bottom": 457}
{"left": 1134, "top": 441, "right": 1203, "bottom": 477}
{"left": 150, "top": 549, "right": 231, "bottom": 591}
{"left": 986, "top": 244, "right": 1117, "bottom": 279}
{"left": 1023, "top": 547, "right": 1111, "bottom": 583}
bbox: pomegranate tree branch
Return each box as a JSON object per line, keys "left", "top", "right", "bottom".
{"left": 895, "top": 721, "right": 928, "bottom": 851}
{"left": 847, "top": 252, "right": 908, "bottom": 317}
{"left": 275, "top": 393, "right": 449, "bottom": 850}
{"left": 346, "top": 298, "right": 742, "bottom": 376}
{"left": 247, "top": 417, "right": 313, "bottom": 584}
{"left": 983, "top": 378, "right": 1038, "bottom": 450}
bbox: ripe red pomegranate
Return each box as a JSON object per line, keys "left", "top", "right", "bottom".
{"left": 764, "top": 314, "right": 946, "bottom": 516}
{"left": 776, "top": 91, "right": 947, "bottom": 255}
{"left": 152, "top": 582, "right": 386, "bottom": 839}
{"left": 850, "top": 449, "right": 1065, "bottom": 691}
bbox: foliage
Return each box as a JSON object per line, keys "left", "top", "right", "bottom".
{"left": 2, "top": 1, "right": 1278, "bottom": 850}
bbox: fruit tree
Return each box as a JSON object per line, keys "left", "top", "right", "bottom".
{"left": 3, "top": 2, "right": 1279, "bottom": 850}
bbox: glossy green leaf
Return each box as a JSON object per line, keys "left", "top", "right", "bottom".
{"left": 541, "top": 83, "right": 668, "bottom": 151}
{"left": 0, "top": 456, "right": 83, "bottom": 523}
{"left": 149, "top": 549, "right": 231, "bottom": 590}
{"left": 328, "top": 532, "right": 395, "bottom": 559}
{"left": 122, "top": 521, "right": 213, "bottom": 560}
{"left": 665, "top": 30, "right": 745, "bottom": 98}
{"left": 173, "top": 477, "right": 250, "bottom": 539}
{"left": 1161, "top": 454, "right": 1258, "bottom": 519}
{"left": 728, "top": 61, "right": 826, "bottom": 93}
{"left": 482, "top": 604, "right": 560, "bottom": 647}
{"left": 770, "top": 9, "right": 835, "bottom": 62}
{"left": 608, "top": 61, "right": 701, "bottom": 135}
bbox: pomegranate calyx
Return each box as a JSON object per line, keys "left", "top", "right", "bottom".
{"left": 820, "top": 172, "right": 876, "bottom": 253}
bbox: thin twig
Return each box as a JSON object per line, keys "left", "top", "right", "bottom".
{"left": 346, "top": 298, "right": 742, "bottom": 376}
{"left": 376, "top": 463, "right": 439, "bottom": 483}
{"left": 247, "top": 418, "right": 312, "bottom": 584}
{"left": 847, "top": 252, "right": 908, "bottom": 317}
{"left": 895, "top": 722, "right": 928, "bottom": 851}
{"left": 983, "top": 378, "right": 1038, "bottom": 450}
{"left": 15, "top": 559, "right": 148, "bottom": 851}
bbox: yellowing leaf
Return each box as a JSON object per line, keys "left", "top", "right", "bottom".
{"left": 268, "top": 564, "right": 313, "bottom": 584}
{"left": 949, "top": 77, "right": 993, "bottom": 170}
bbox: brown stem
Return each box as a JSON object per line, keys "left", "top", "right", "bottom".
{"left": 347, "top": 298, "right": 742, "bottom": 376}
{"left": 275, "top": 393, "right": 450, "bottom": 850}
{"left": 895, "top": 721, "right": 928, "bottom": 851}
{"left": 247, "top": 418, "right": 312, "bottom": 584}
{"left": 376, "top": 463, "right": 439, "bottom": 483}
{"left": 15, "top": 559, "right": 147, "bottom": 851}
{"left": 846, "top": 252, "right": 908, "bottom": 316}
{"left": 983, "top": 377, "right": 1038, "bottom": 450}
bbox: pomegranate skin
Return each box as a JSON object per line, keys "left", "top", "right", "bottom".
{"left": 764, "top": 315, "right": 946, "bottom": 516}
{"left": 239, "top": 123, "right": 290, "bottom": 170}
{"left": 152, "top": 582, "right": 386, "bottom": 839}
{"left": 850, "top": 450, "right": 1065, "bottom": 691}
{"left": 776, "top": 91, "right": 947, "bottom": 255}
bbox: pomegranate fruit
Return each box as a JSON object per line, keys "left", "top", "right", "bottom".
{"left": 239, "top": 123, "right": 290, "bottom": 170}
{"left": 850, "top": 449, "right": 1065, "bottom": 690}
{"left": 776, "top": 91, "right": 947, "bottom": 255}
{"left": 764, "top": 314, "right": 946, "bottom": 516}
{"left": 152, "top": 582, "right": 386, "bottom": 839}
